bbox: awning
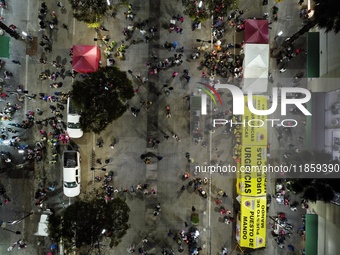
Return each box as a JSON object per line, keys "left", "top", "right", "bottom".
{"left": 236, "top": 96, "right": 268, "bottom": 197}
{"left": 236, "top": 145, "right": 267, "bottom": 196}
{"left": 236, "top": 196, "right": 266, "bottom": 248}
{"left": 307, "top": 32, "right": 320, "bottom": 78}
{"left": 305, "top": 214, "right": 318, "bottom": 255}
{"left": 242, "top": 44, "right": 269, "bottom": 94}
{"left": 72, "top": 45, "right": 101, "bottom": 74}
{"left": 0, "top": 36, "right": 10, "bottom": 58}
{"left": 244, "top": 20, "right": 269, "bottom": 44}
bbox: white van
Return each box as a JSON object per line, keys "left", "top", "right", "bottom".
{"left": 63, "top": 151, "right": 81, "bottom": 197}
{"left": 67, "top": 97, "right": 83, "bottom": 138}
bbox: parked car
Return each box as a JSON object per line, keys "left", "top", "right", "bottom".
{"left": 63, "top": 151, "right": 81, "bottom": 197}
{"left": 67, "top": 97, "right": 83, "bottom": 138}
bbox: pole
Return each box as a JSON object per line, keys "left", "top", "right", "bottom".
{"left": 2, "top": 228, "right": 21, "bottom": 235}
{"left": 7, "top": 212, "right": 33, "bottom": 225}
{"left": 1, "top": 222, "right": 21, "bottom": 235}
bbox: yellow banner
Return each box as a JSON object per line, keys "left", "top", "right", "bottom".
{"left": 242, "top": 96, "right": 268, "bottom": 146}
{"left": 237, "top": 146, "right": 267, "bottom": 196}
{"left": 238, "top": 196, "right": 266, "bottom": 248}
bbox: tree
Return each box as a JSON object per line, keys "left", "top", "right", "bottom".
{"left": 183, "top": 0, "right": 234, "bottom": 21}
{"left": 49, "top": 198, "right": 130, "bottom": 252}
{"left": 284, "top": 0, "right": 340, "bottom": 46}
{"left": 286, "top": 150, "right": 339, "bottom": 203}
{"left": 68, "top": 0, "right": 112, "bottom": 25}
{"left": 71, "top": 66, "right": 134, "bottom": 133}
{"left": 303, "top": 186, "right": 318, "bottom": 202}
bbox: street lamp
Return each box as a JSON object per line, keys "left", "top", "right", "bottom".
{"left": 162, "top": 84, "right": 174, "bottom": 95}
{"left": 196, "top": 39, "right": 212, "bottom": 50}
{"left": 7, "top": 212, "right": 33, "bottom": 225}
{"left": 91, "top": 166, "right": 107, "bottom": 171}
{"left": 274, "top": 31, "right": 283, "bottom": 40}
{"left": 94, "top": 37, "right": 109, "bottom": 47}
{"left": 0, "top": 221, "right": 21, "bottom": 235}
{"left": 198, "top": 1, "right": 203, "bottom": 8}
{"left": 106, "top": 0, "right": 111, "bottom": 5}
{"left": 196, "top": 39, "right": 212, "bottom": 43}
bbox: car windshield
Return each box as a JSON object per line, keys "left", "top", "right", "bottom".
{"left": 64, "top": 181, "right": 78, "bottom": 188}
{"left": 68, "top": 122, "right": 81, "bottom": 129}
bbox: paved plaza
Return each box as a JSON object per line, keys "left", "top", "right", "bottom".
{"left": 0, "top": 0, "right": 316, "bottom": 255}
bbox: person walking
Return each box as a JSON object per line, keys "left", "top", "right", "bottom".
{"left": 100, "top": 25, "right": 109, "bottom": 31}
{"left": 42, "top": 34, "right": 50, "bottom": 41}
{"left": 44, "top": 47, "right": 52, "bottom": 53}
{"left": 172, "top": 134, "right": 180, "bottom": 142}
{"left": 57, "top": 2, "right": 65, "bottom": 9}
{"left": 156, "top": 203, "right": 161, "bottom": 211}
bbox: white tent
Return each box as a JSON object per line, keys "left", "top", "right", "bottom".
{"left": 242, "top": 44, "right": 269, "bottom": 94}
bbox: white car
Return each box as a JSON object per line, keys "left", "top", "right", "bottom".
{"left": 67, "top": 98, "right": 83, "bottom": 138}
{"left": 63, "top": 151, "right": 81, "bottom": 197}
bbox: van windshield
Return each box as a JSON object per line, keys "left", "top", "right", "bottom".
{"left": 64, "top": 182, "right": 78, "bottom": 188}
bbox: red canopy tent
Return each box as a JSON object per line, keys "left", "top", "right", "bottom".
{"left": 72, "top": 45, "right": 101, "bottom": 73}
{"left": 244, "top": 20, "right": 268, "bottom": 44}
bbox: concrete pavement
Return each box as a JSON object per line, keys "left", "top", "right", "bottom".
{"left": 0, "top": 0, "right": 312, "bottom": 254}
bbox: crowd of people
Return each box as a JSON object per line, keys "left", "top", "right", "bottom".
{"left": 0, "top": 0, "right": 266, "bottom": 253}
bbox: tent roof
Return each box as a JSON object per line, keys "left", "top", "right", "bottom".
{"left": 72, "top": 45, "right": 101, "bottom": 74}
{"left": 243, "top": 44, "right": 269, "bottom": 93}
{"left": 244, "top": 19, "right": 269, "bottom": 44}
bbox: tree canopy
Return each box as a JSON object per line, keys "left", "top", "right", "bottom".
{"left": 284, "top": 0, "right": 340, "bottom": 45}
{"left": 68, "top": 0, "right": 112, "bottom": 24}
{"left": 183, "top": 0, "right": 234, "bottom": 21}
{"left": 286, "top": 150, "right": 340, "bottom": 203}
{"left": 49, "top": 198, "right": 130, "bottom": 252}
{"left": 71, "top": 66, "right": 134, "bottom": 133}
